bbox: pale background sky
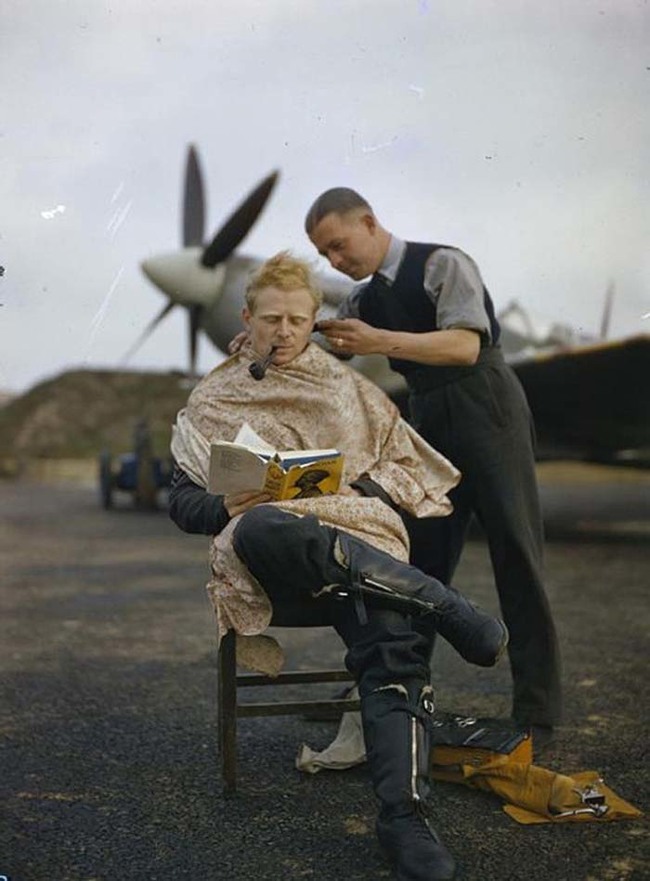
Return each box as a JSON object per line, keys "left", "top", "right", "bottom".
{"left": 1, "top": 0, "right": 648, "bottom": 393}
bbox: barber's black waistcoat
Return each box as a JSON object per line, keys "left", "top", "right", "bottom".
{"left": 357, "top": 241, "right": 501, "bottom": 383}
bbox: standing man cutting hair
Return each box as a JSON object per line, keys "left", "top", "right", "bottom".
{"left": 305, "top": 188, "right": 561, "bottom": 745}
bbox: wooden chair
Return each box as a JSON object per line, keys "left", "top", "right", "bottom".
{"left": 217, "top": 603, "right": 360, "bottom": 793}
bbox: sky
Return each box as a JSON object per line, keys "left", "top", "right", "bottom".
{"left": 1, "top": 0, "right": 649, "bottom": 393}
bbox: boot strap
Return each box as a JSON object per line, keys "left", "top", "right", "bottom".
{"left": 369, "top": 684, "right": 436, "bottom": 729}
{"left": 332, "top": 534, "right": 370, "bottom": 626}
{"left": 315, "top": 576, "right": 438, "bottom": 625}
{"left": 350, "top": 566, "right": 369, "bottom": 627}
{"left": 331, "top": 533, "right": 440, "bottom": 625}
{"left": 360, "top": 574, "right": 439, "bottom": 614}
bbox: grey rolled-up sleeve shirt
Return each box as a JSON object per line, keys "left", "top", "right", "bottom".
{"left": 338, "top": 236, "right": 492, "bottom": 343}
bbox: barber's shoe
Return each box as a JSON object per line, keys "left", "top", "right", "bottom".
{"left": 530, "top": 724, "right": 556, "bottom": 760}
{"left": 377, "top": 809, "right": 456, "bottom": 880}
{"left": 331, "top": 532, "right": 508, "bottom": 668}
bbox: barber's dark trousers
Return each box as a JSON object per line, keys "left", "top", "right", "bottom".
{"left": 232, "top": 505, "right": 431, "bottom": 698}
{"left": 406, "top": 361, "right": 562, "bottom": 727}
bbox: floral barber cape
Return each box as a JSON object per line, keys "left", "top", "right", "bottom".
{"left": 171, "top": 342, "right": 460, "bottom": 674}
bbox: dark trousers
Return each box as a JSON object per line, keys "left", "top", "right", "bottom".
{"left": 232, "top": 505, "right": 431, "bottom": 698}
{"left": 406, "top": 358, "right": 562, "bottom": 726}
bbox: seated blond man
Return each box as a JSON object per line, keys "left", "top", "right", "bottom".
{"left": 169, "top": 252, "right": 507, "bottom": 881}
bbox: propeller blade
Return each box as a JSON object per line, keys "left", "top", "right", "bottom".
{"left": 188, "top": 304, "right": 203, "bottom": 375}
{"left": 599, "top": 281, "right": 615, "bottom": 340}
{"left": 183, "top": 144, "right": 206, "bottom": 247}
{"left": 201, "top": 170, "right": 279, "bottom": 268}
{"left": 121, "top": 301, "right": 176, "bottom": 364}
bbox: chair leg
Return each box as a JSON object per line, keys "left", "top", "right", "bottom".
{"left": 217, "top": 629, "right": 238, "bottom": 794}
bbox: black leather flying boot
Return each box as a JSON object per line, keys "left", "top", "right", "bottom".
{"left": 321, "top": 531, "right": 508, "bottom": 668}
{"left": 231, "top": 506, "right": 506, "bottom": 668}
{"left": 363, "top": 682, "right": 456, "bottom": 881}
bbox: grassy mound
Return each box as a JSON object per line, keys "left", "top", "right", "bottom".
{"left": 0, "top": 369, "right": 193, "bottom": 461}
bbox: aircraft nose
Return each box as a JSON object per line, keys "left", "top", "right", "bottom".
{"left": 141, "top": 248, "right": 225, "bottom": 306}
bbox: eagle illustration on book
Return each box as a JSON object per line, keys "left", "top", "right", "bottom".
{"left": 292, "top": 469, "right": 331, "bottom": 498}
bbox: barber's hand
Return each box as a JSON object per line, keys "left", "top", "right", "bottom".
{"left": 317, "top": 318, "right": 385, "bottom": 356}
{"left": 224, "top": 490, "right": 272, "bottom": 518}
{"left": 228, "top": 330, "right": 250, "bottom": 354}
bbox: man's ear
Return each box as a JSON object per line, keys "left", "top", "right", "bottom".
{"left": 361, "top": 211, "right": 377, "bottom": 235}
{"left": 242, "top": 307, "right": 251, "bottom": 327}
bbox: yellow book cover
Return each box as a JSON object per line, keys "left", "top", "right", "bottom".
{"left": 208, "top": 441, "right": 344, "bottom": 500}
{"left": 263, "top": 452, "right": 345, "bottom": 500}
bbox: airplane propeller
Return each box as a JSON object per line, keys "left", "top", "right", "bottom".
{"left": 183, "top": 144, "right": 205, "bottom": 248}
{"left": 126, "top": 144, "right": 279, "bottom": 376}
{"left": 121, "top": 301, "right": 176, "bottom": 365}
{"left": 189, "top": 303, "right": 203, "bottom": 374}
{"left": 201, "top": 170, "right": 278, "bottom": 268}
{"left": 599, "top": 281, "right": 615, "bottom": 341}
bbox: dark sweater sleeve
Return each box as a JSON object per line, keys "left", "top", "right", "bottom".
{"left": 168, "top": 463, "right": 231, "bottom": 535}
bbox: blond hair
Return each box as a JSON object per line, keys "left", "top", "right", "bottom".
{"left": 245, "top": 251, "right": 323, "bottom": 312}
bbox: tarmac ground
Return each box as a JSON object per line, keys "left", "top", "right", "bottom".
{"left": 1, "top": 466, "right": 649, "bottom": 881}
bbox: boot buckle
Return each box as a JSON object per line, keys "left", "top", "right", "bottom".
{"left": 312, "top": 583, "right": 349, "bottom": 601}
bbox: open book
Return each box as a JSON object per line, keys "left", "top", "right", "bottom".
{"left": 208, "top": 428, "right": 344, "bottom": 501}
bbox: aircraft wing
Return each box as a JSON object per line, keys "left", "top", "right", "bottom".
{"left": 510, "top": 334, "right": 650, "bottom": 466}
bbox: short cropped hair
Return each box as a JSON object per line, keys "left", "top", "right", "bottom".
{"left": 304, "top": 188, "right": 373, "bottom": 234}
{"left": 245, "top": 251, "right": 323, "bottom": 313}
